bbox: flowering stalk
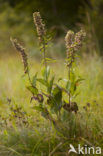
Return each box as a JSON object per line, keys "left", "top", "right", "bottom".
{"left": 65, "top": 29, "right": 86, "bottom": 106}
{"left": 65, "top": 31, "right": 74, "bottom": 105}
{"left": 33, "top": 12, "right": 47, "bottom": 67}
{"left": 74, "top": 30, "right": 86, "bottom": 51}
{"left": 10, "top": 38, "right": 28, "bottom": 74}
{"left": 10, "top": 38, "right": 32, "bottom": 86}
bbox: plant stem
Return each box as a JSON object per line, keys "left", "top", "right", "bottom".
{"left": 27, "top": 71, "right": 32, "bottom": 86}
{"left": 43, "top": 39, "right": 47, "bottom": 68}
{"left": 68, "top": 66, "right": 71, "bottom": 106}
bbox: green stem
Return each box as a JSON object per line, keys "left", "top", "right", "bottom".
{"left": 42, "top": 39, "right": 47, "bottom": 68}
{"left": 27, "top": 70, "right": 33, "bottom": 87}
{"left": 68, "top": 66, "right": 71, "bottom": 106}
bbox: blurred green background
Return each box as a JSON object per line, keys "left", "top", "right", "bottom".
{"left": 0, "top": 0, "right": 103, "bottom": 56}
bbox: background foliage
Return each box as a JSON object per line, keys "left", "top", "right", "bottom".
{"left": 0, "top": 0, "right": 103, "bottom": 55}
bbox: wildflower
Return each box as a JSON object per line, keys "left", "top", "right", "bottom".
{"left": 33, "top": 12, "right": 46, "bottom": 43}
{"left": 65, "top": 29, "right": 86, "bottom": 66}
{"left": 65, "top": 30, "right": 74, "bottom": 48}
{"left": 65, "top": 30, "right": 74, "bottom": 59}
{"left": 10, "top": 38, "right": 28, "bottom": 74}
{"left": 74, "top": 29, "right": 86, "bottom": 51}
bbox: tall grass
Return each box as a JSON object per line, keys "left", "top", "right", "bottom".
{"left": 0, "top": 53, "right": 103, "bottom": 155}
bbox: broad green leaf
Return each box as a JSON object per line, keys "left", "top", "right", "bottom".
{"left": 45, "top": 58, "right": 56, "bottom": 63}
{"left": 47, "top": 97, "right": 57, "bottom": 113}
{"left": 75, "top": 78, "right": 85, "bottom": 83}
{"left": 46, "top": 66, "right": 50, "bottom": 79}
{"left": 66, "top": 80, "right": 71, "bottom": 91}
{"left": 72, "top": 92, "right": 80, "bottom": 99}
{"left": 32, "top": 72, "right": 38, "bottom": 87}
{"left": 52, "top": 86, "right": 62, "bottom": 103}
{"left": 58, "top": 78, "right": 68, "bottom": 82}
{"left": 47, "top": 76, "right": 55, "bottom": 93}
{"left": 70, "top": 82, "right": 76, "bottom": 95}
{"left": 42, "top": 66, "right": 50, "bottom": 80}
{"left": 27, "top": 86, "right": 38, "bottom": 95}
{"left": 33, "top": 106, "right": 44, "bottom": 112}
{"left": 70, "top": 78, "right": 84, "bottom": 95}
{"left": 37, "top": 78, "right": 48, "bottom": 86}
{"left": 51, "top": 86, "right": 62, "bottom": 112}
{"left": 58, "top": 78, "right": 62, "bottom": 82}
{"left": 45, "top": 58, "right": 53, "bottom": 61}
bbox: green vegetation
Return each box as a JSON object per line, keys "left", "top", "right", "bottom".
{"left": 0, "top": 53, "right": 103, "bottom": 155}
{"left": 0, "top": 11, "right": 103, "bottom": 156}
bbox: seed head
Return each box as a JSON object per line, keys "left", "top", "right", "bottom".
{"left": 10, "top": 38, "right": 28, "bottom": 74}
{"left": 33, "top": 12, "right": 46, "bottom": 43}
